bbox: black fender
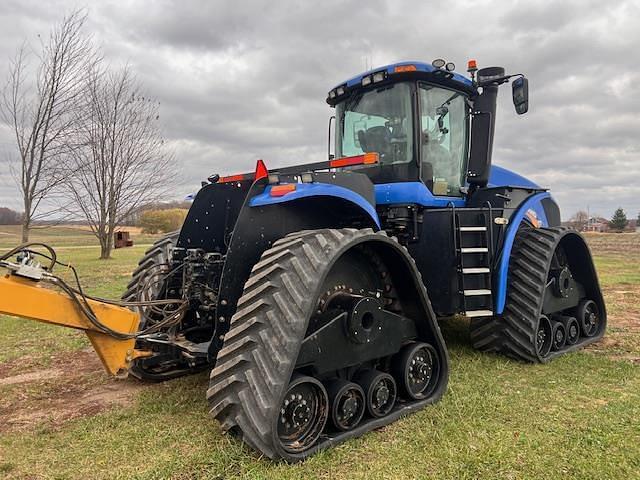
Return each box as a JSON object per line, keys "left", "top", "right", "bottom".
{"left": 209, "top": 179, "right": 380, "bottom": 360}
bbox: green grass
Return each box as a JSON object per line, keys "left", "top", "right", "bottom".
{"left": 0, "top": 229, "right": 638, "bottom": 479}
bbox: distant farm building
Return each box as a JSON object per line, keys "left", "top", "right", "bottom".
{"left": 583, "top": 217, "right": 609, "bottom": 233}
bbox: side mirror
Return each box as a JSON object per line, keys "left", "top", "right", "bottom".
{"left": 512, "top": 77, "right": 529, "bottom": 115}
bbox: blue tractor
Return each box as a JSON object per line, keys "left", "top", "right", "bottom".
{"left": 122, "top": 59, "right": 606, "bottom": 461}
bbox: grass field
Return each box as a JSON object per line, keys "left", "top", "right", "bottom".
{"left": 0, "top": 227, "right": 638, "bottom": 479}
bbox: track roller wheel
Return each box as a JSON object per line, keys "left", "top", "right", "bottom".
{"left": 564, "top": 317, "right": 580, "bottom": 345}
{"left": 575, "top": 299, "right": 601, "bottom": 337}
{"left": 393, "top": 342, "right": 439, "bottom": 400}
{"left": 551, "top": 321, "right": 566, "bottom": 351}
{"left": 277, "top": 376, "right": 329, "bottom": 454}
{"left": 536, "top": 315, "right": 553, "bottom": 358}
{"left": 326, "top": 380, "right": 365, "bottom": 431}
{"left": 355, "top": 370, "right": 397, "bottom": 418}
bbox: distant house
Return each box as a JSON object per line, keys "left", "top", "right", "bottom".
{"left": 583, "top": 217, "right": 609, "bottom": 233}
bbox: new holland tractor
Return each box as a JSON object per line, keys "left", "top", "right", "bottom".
{"left": 0, "top": 59, "right": 606, "bottom": 461}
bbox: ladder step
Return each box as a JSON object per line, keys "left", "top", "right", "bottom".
{"left": 465, "top": 309, "right": 494, "bottom": 318}
{"left": 460, "top": 247, "right": 488, "bottom": 253}
{"left": 462, "top": 267, "right": 490, "bottom": 274}
{"left": 459, "top": 226, "right": 487, "bottom": 232}
{"left": 463, "top": 289, "right": 492, "bottom": 296}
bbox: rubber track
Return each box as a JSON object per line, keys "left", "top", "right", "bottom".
{"left": 206, "top": 228, "right": 445, "bottom": 461}
{"left": 470, "top": 226, "right": 602, "bottom": 362}
{"left": 122, "top": 231, "right": 178, "bottom": 307}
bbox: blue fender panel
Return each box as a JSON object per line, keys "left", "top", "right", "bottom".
{"left": 249, "top": 183, "right": 381, "bottom": 228}
{"left": 374, "top": 182, "right": 466, "bottom": 208}
{"left": 495, "top": 192, "right": 551, "bottom": 314}
{"left": 489, "top": 165, "right": 540, "bottom": 189}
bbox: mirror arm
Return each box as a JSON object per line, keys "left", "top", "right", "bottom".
{"left": 477, "top": 73, "right": 523, "bottom": 88}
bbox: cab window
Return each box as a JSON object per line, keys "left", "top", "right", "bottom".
{"left": 419, "top": 84, "right": 468, "bottom": 196}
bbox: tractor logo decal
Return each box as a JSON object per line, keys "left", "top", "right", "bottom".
{"left": 526, "top": 208, "right": 541, "bottom": 228}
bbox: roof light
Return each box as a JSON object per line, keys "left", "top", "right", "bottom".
{"left": 329, "top": 89, "right": 337, "bottom": 99}
{"left": 268, "top": 174, "right": 279, "bottom": 184}
{"left": 372, "top": 71, "right": 385, "bottom": 83}
{"left": 432, "top": 58, "right": 446, "bottom": 69}
{"left": 270, "top": 184, "right": 297, "bottom": 197}
{"left": 362, "top": 75, "right": 372, "bottom": 86}
{"left": 330, "top": 152, "right": 379, "bottom": 168}
{"left": 445, "top": 62, "right": 455, "bottom": 72}
{"left": 336, "top": 85, "right": 345, "bottom": 96}
{"left": 394, "top": 64, "right": 417, "bottom": 73}
{"left": 467, "top": 59, "right": 478, "bottom": 72}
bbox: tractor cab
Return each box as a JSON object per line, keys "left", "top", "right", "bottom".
{"left": 327, "top": 60, "right": 529, "bottom": 201}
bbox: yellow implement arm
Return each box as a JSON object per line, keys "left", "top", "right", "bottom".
{"left": 0, "top": 273, "right": 150, "bottom": 376}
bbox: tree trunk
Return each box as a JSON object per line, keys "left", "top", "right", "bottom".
{"left": 21, "top": 199, "right": 30, "bottom": 242}
{"left": 21, "top": 218, "right": 29, "bottom": 243}
{"left": 98, "top": 231, "right": 112, "bottom": 259}
{"left": 99, "top": 242, "right": 112, "bottom": 259}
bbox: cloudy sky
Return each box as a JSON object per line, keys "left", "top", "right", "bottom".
{"left": 0, "top": 0, "right": 638, "bottom": 220}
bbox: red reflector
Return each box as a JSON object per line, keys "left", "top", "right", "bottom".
{"left": 270, "top": 184, "right": 296, "bottom": 197}
{"left": 330, "top": 152, "right": 379, "bottom": 168}
{"left": 218, "top": 174, "right": 248, "bottom": 183}
{"left": 255, "top": 159, "right": 268, "bottom": 181}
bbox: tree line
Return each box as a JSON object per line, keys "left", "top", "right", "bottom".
{"left": 567, "top": 208, "right": 638, "bottom": 232}
{"left": 0, "top": 10, "right": 174, "bottom": 259}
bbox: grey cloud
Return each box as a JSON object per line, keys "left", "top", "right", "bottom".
{"left": 0, "top": 0, "right": 637, "bottom": 220}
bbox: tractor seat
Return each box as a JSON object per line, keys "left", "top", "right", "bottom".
{"left": 357, "top": 126, "right": 391, "bottom": 159}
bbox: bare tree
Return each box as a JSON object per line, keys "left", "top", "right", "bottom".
{"left": 65, "top": 65, "right": 173, "bottom": 259}
{"left": 0, "top": 11, "right": 96, "bottom": 242}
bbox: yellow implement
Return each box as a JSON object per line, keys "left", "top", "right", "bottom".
{"left": 0, "top": 273, "right": 149, "bottom": 376}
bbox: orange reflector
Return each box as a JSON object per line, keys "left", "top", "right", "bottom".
{"left": 270, "top": 184, "right": 297, "bottom": 197}
{"left": 394, "top": 65, "right": 417, "bottom": 73}
{"left": 218, "top": 174, "right": 248, "bottom": 183}
{"left": 330, "top": 152, "right": 379, "bottom": 168}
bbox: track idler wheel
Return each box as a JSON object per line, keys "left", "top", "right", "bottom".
{"left": 277, "top": 376, "right": 329, "bottom": 454}
{"left": 575, "top": 299, "right": 601, "bottom": 337}
{"left": 536, "top": 315, "right": 553, "bottom": 358}
{"left": 551, "top": 321, "right": 567, "bottom": 351}
{"left": 393, "top": 342, "right": 440, "bottom": 400}
{"left": 326, "top": 380, "right": 366, "bottom": 431}
{"left": 355, "top": 370, "right": 397, "bottom": 418}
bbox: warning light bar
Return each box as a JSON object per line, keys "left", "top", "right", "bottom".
{"left": 215, "top": 153, "right": 379, "bottom": 186}
{"left": 217, "top": 159, "right": 268, "bottom": 184}
{"left": 329, "top": 152, "right": 379, "bottom": 168}
{"left": 217, "top": 173, "right": 251, "bottom": 183}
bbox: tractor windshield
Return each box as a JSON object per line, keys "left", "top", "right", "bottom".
{"left": 336, "top": 82, "right": 413, "bottom": 166}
